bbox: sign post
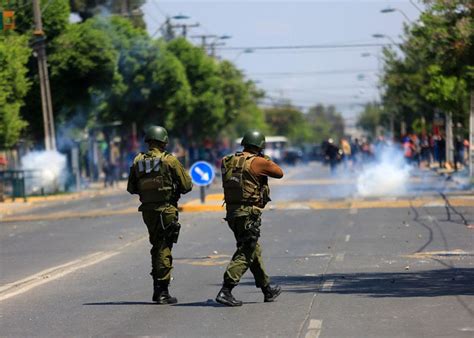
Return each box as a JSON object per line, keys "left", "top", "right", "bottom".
{"left": 189, "top": 161, "right": 215, "bottom": 204}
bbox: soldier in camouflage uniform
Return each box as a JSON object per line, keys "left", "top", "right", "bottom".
{"left": 216, "top": 131, "right": 284, "bottom": 306}
{"left": 127, "top": 126, "right": 192, "bottom": 304}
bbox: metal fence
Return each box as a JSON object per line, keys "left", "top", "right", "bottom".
{"left": 0, "top": 170, "right": 41, "bottom": 202}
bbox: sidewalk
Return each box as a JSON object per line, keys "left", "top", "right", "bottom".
{"left": 0, "top": 181, "right": 127, "bottom": 217}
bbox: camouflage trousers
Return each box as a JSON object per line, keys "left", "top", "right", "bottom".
{"left": 141, "top": 205, "right": 179, "bottom": 284}
{"left": 223, "top": 206, "right": 270, "bottom": 288}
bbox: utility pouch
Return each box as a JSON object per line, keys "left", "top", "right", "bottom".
{"left": 168, "top": 221, "right": 181, "bottom": 244}
{"left": 242, "top": 208, "right": 262, "bottom": 242}
{"left": 158, "top": 205, "right": 180, "bottom": 244}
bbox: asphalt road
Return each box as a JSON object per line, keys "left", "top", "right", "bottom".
{"left": 1, "top": 162, "right": 473, "bottom": 337}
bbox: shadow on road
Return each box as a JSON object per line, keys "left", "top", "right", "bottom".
{"left": 172, "top": 300, "right": 225, "bottom": 308}
{"left": 83, "top": 301, "right": 156, "bottom": 306}
{"left": 243, "top": 268, "right": 474, "bottom": 298}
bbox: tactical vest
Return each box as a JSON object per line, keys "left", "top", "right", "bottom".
{"left": 134, "top": 151, "right": 174, "bottom": 204}
{"left": 221, "top": 152, "right": 270, "bottom": 208}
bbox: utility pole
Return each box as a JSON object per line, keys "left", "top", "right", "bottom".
{"left": 171, "top": 22, "right": 199, "bottom": 38}
{"left": 209, "top": 42, "right": 226, "bottom": 58}
{"left": 445, "top": 111, "right": 454, "bottom": 166}
{"left": 470, "top": 91, "right": 474, "bottom": 180}
{"left": 32, "top": 0, "right": 56, "bottom": 151}
{"left": 121, "top": 0, "right": 129, "bottom": 16}
{"left": 191, "top": 34, "right": 217, "bottom": 48}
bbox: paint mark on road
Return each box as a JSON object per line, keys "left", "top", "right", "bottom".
{"left": 345, "top": 234, "right": 351, "bottom": 242}
{"left": 174, "top": 254, "right": 231, "bottom": 266}
{"left": 321, "top": 280, "right": 334, "bottom": 292}
{"left": 349, "top": 208, "right": 358, "bottom": 215}
{"left": 348, "top": 220, "right": 354, "bottom": 227}
{"left": 305, "top": 319, "right": 322, "bottom": 338}
{"left": 335, "top": 253, "right": 345, "bottom": 262}
{"left": 0, "top": 235, "right": 146, "bottom": 302}
{"left": 309, "top": 253, "right": 332, "bottom": 258}
{"left": 403, "top": 250, "right": 473, "bottom": 259}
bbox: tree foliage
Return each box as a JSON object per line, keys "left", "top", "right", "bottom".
{"left": 356, "top": 102, "right": 388, "bottom": 137}
{"left": 14, "top": 0, "right": 71, "bottom": 41}
{"left": 4, "top": 4, "right": 267, "bottom": 149}
{"left": 264, "top": 103, "right": 345, "bottom": 144}
{"left": 378, "top": 0, "right": 473, "bottom": 136}
{"left": 0, "top": 34, "right": 31, "bottom": 148}
{"left": 70, "top": 0, "right": 145, "bottom": 26}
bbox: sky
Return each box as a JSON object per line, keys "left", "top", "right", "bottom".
{"left": 141, "top": 0, "right": 422, "bottom": 126}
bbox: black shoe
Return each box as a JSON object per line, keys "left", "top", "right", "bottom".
{"left": 215, "top": 287, "right": 243, "bottom": 307}
{"left": 153, "top": 285, "right": 178, "bottom": 304}
{"left": 262, "top": 284, "right": 282, "bottom": 302}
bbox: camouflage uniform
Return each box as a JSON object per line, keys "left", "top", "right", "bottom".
{"left": 127, "top": 148, "right": 192, "bottom": 287}
{"left": 221, "top": 152, "right": 271, "bottom": 288}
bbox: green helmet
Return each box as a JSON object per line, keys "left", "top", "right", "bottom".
{"left": 241, "top": 130, "right": 266, "bottom": 150}
{"left": 144, "top": 125, "right": 168, "bottom": 144}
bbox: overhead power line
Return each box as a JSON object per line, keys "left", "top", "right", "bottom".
{"left": 217, "top": 42, "right": 389, "bottom": 51}
{"left": 249, "top": 68, "right": 378, "bottom": 76}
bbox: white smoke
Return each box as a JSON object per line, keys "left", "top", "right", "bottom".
{"left": 356, "top": 145, "right": 412, "bottom": 197}
{"left": 21, "top": 151, "right": 67, "bottom": 194}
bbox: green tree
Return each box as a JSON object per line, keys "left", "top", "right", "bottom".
{"left": 167, "top": 38, "right": 226, "bottom": 141}
{"left": 91, "top": 17, "right": 192, "bottom": 132}
{"left": 306, "top": 104, "right": 345, "bottom": 143}
{"left": 69, "top": 0, "right": 146, "bottom": 27}
{"left": 47, "top": 18, "right": 118, "bottom": 125}
{"left": 0, "top": 34, "right": 31, "bottom": 148}
{"left": 14, "top": 0, "right": 70, "bottom": 41}
{"left": 381, "top": 0, "right": 473, "bottom": 135}
{"left": 218, "top": 61, "right": 267, "bottom": 137}
{"left": 264, "top": 104, "right": 313, "bottom": 144}
{"left": 356, "top": 102, "right": 388, "bottom": 137}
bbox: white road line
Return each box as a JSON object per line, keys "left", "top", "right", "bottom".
{"left": 321, "top": 280, "right": 334, "bottom": 292}
{"left": 335, "top": 253, "right": 345, "bottom": 262}
{"left": 349, "top": 208, "right": 358, "bottom": 215}
{"left": 305, "top": 319, "right": 322, "bottom": 338}
{"left": 0, "top": 236, "right": 146, "bottom": 302}
{"left": 345, "top": 234, "right": 351, "bottom": 242}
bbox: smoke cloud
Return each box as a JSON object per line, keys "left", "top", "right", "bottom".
{"left": 21, "top": 151, "right": 67, "bottom": 194}
{"left": 356, "top": 145, "right": 412, "bottom": 197}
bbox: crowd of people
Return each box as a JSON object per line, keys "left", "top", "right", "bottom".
{"left": 322, "top": 133, "right": 471, "bottom": 174}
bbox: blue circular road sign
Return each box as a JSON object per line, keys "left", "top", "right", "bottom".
{"left": 189, "top": 161, "right": 215, "bottom": 186}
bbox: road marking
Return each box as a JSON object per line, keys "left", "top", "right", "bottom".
{"left": 349, "top": 208, "right": 358, "bottom": 214}
{"left": 335, "top": 253, "right": 345, "bottom": 262}
{"left": 174, "top": 254, "right": 231, "bottom": 266}
{"left": 0, "top": 236, "right": 146, "bottom": 302}
{"left": 348, "top": 220, "right": 354, "bottom": 227}
{"left": 305, "top": 319, "right": 322, "bottom": 338}
{"left": 345, "top": 234, "right": 351, "bottom": 242}
{"left": 321, "top": 280, "right": 334, "bottom": 292}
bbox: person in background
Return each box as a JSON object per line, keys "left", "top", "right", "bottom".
{"left": 340, "top": 138, "right": 352, "bottom": 170}
{"left": 324, "top": 138, "right": 340, "bottom": 174}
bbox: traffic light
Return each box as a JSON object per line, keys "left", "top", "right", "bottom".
{"left": 1, "top": 10, "right": 15, "bottom": 31}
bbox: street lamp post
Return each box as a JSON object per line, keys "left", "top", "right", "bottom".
{"left": 372, "top": 33, "right": 398, "bottom": 46}
{"left": 380, "top": 7, "right": 413, "bottom": 23}
{"left": 233, "top": 48, "right": 254, "bottom": 62}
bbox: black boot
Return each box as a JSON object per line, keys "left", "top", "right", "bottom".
{"left": 153, "top": 282, "right": 177, "bottom": 304}
{"left": 215, "top": 285, "right": 243, "bottom": 307}
{"left": 261, "top": 284, "right": 282, "bottom": 302}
